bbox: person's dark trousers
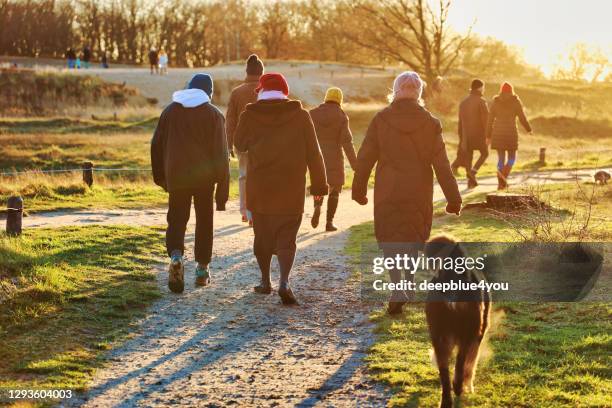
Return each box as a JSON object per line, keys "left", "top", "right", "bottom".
{"left": 166, "top": 184, "right": 215, "bottom": 265}
{"left": 466, "top": 147, "right": 489, "bottom": 173}
{"left": 312, "top": 185, "right": 341, "bottom": 222}
{"left": 252, "top": 213, "right": 302, "bottom": 286}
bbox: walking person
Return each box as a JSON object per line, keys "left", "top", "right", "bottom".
{"left": 65, "top": 48, "right": 77, "bottom": 69}
{"left": 82, "top": 45, "right": 92, "bottom": 69}
{"left": 234, "top": 73, "right": 328, "bottom": 305}
{"left": 486, "top": 82, "right": 532, "bottom": 189}
{"left": 148, "top": 47, "right": 159, "bottom": 75}
{"left": 159, "top": 50, "right": 168, "bottom": 75}
{"left": 352, "top": 71, "right": 462, "bottom": 315}
{"left": 459, "top": 79, "right": 489, "bottom": 189}
{"left": 226, "top": 54, "right": 265, "bottom": 225}
{"left": 309, "top": 87, "right": 357, "bottom": 231}
{"left": 151, "top": 73, "right": 230, "bottom": 293}
{"left": 101, "top": 51, "right": 109, "bottom": 69}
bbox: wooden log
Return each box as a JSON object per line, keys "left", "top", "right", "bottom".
{"left": 83, "top": 161, "right": 94, "bottom": 187}
{"left": 539, "top": 147, "right": 546, "bottom": 164}
{"left": 6, "top": 196, "right": 23, "bottom": 236}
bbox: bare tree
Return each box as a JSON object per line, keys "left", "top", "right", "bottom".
{"left": 346, "top": 0, "right": 472, "bottom": 82}
{"left": 554, "top": 43, "right": 611, "bottom": 83}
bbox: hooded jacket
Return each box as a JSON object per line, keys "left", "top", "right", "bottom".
{"left": 458, "top": 90, "right": 489, "bottom": 151}
{"left": 226, "top": 75, "right": 260, "bottom": 149}
{"left": 234, "top": 99, "right": 328, "bottom": 215}
{"left": 352, "top": 99, "right": 461, "bottom": 243}
{"left": 151, "top": 89, "right": 229, "bottom": 209}
{"left": 486, "top": 93, "right": 531, "bottom": 150}
{"left": 309, "top": 102, "right": 357, "bottom": 187}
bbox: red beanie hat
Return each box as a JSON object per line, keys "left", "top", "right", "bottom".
{"left": 255, "top": 73, "right": 289, "bottom": 95}
{"left": 500, "top": 82, "right": 513, "bottom": 94}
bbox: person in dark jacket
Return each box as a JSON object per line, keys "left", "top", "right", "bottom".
{"left": 65, "top": 48, "right": 77, "bottom": 69}
{"left": 458, "top": 79, "right": 489, "bottom": 189}
{"left": 352, "top": 71, "right": 462, "bottom": 315}
{"left": 234, "top": 73, "right": 328, "bottom": 305}
{"left": 151, "top": 73, "right": 230, "bottom": 293}
{"left": 486, "top": 82, "right": 532, "bottom": 189}
{"left": 226, "top": 54, "right": 264, "bottom": 225}
{"left": 309, "top": 87, "right": 357, "bottom": 231}
{"left": 82, "top": 45, "right": 92, "bottom": 69}
{"left": 148, "top": 47, "right": 159, "bottom": 75}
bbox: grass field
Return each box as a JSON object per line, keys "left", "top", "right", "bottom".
{"left": 345, "top": 182, "right": 612, "bottom": 407}
{"left": 0, "top": 225, "right": 165, "bottom": 404}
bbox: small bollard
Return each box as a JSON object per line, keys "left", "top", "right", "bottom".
{"left": 83, "top": 161, "right": 94, "bottom": 187}
{"left": 539, "top": 147, "right": 546, "bottom": 164}
{"left": 6, "top": 196, "right": 23, "bottom": 236}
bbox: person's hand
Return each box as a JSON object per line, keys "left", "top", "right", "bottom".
{"left": 229, "top": 149, "right": 235, "bottom": 158}
{"left": 486, "top": 138, "right": 491, "bottom": 146}
{"left": 528, "top": 130, "right": 533, "bottom": 135}
{"left": 353, "top": 195, "right": 368, "bottom": 206}
{"left": 216, "top": 203, "right": 226, "bottom": 211}
{"left": 446, "top": 202, "right": 461, "bottom": 215}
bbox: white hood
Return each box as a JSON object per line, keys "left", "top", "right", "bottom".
{"left": 172, "top": 88, "right": 210, "bottom": 108}
{"left": 257, "top": 90, "right": 288, "bottom": 101}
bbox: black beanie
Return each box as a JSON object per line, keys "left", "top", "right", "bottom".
{"left": 471, "top": 79, "right": 484, "bottom": 90}
{"left": 246, "top": 54, "right": 264, "bottom": 76}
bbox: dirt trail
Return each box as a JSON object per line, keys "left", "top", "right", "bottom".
{"left": 26, "top": 170, "right": 591, "bottom": 407}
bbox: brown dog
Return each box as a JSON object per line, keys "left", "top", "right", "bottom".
{"left": 424, "top": 235, "right": 491, "bottom": 408}
{"left": 594, "top": 170, "right": 610, "bottom": 185}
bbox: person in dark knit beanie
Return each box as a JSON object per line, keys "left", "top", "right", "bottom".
{"left": 226, "top": 55, "right": 266, "bottom": 225}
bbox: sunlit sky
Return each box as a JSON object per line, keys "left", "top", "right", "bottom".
{"left": 446, "top": 0, "right": 612, "bottom": 74}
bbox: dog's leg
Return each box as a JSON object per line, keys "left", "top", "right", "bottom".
{"left": 432, "top": 338, "right": 453, "bottom": 408}
{"left": 453, "top": 342, "right": 467, "bottom": 396}
{"left": 462, "top": 339, "right": 482, "bottom": 393}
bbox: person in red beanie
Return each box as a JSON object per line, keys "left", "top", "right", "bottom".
{"left": 486, "top": 82, "right": 533, "bottom": 189}
{"left": 234, "top": 73, "right": 328, "bottom": 305}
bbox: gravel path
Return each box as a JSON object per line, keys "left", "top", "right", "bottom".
{"left": 27, "top": 169, "right": 593, "bottom": 407}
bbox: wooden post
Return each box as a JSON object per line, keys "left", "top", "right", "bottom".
{"left": 83, "top": 161, "right": 94, "bottom": 187}
{"left": 539, "top": 148, "right": 546, "bottom": 165}
{"left": 6, "top": 196, "right": 23, "bottom": 236}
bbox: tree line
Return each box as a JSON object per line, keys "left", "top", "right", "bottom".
{"left": 1, "top": 0, "right": 542, "bottom": 82}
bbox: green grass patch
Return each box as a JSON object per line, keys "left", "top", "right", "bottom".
{"left": 345, "top": 182, "right": 612, "bottom": 407}
{"left": 0, "top": 225, "right": 165, "bottom": 398}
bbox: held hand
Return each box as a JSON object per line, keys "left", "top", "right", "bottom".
{"left": 216, "top": 203, "right": 226, "bottom": 211}
{"left": 446, "top": 202, "right": 461, "bottom": 215}
{"left": 229, "top": 149, "right": 235, "bottom": 158}
{"left": 486, "top": 138, "right": 491, "bottom": 146}
{"left": 353, "top": 195, "right": 368, "bottom": 206}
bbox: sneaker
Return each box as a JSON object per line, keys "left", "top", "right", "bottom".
{"left": 195, "top": 264, "right": 211, "bottom": 287}
{"left": 325, "top": 222, "right": 338, "bottom": 232}
{"left": 311, "top": 205, "right": 321, "bottom": 229}
{"left": 278, "top": 283, "right": 298, "bottom": 305}
{"left": 168, "top": 254, "right": 184, "bottom": 293}
{"left": 467, "top": 170, "right": 478, "bottom": 189}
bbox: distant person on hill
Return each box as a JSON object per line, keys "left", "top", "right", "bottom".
{"left": 148, "top": 47, "right": 159, "bottom": 75}
{"left": 82, "top": 45, "right": 92, "bottom": 69}
{"left": 151, "top": 73, "right": 230, "bottom": 293}
{"left": 234, "top": 73, "right": 328, "bottom": 305}
{"left": 458, "top": 79, "right": 489, "bottom": 189}
{"left": 309, "top": 87, "right": 357, "bottom": 231}
{"left": 65, "top": 48, "right": 77, "bottom": 69}
{"left": 226, "top": 54, "right": 265, "bottom": 225}
{"left": 352, "top": 71, "right": 462, "bottom": 315}
{"left": 159, "top": 50, "right": 168, "bottom": 75}
{"left": 101, "top": 51, "right": 109, "bottom": 69}
{"left": 486, "top": 82, "right": 532, "bottom": 189}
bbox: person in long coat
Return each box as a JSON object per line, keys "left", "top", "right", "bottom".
{"left": 458, "top": 79, "right": 489, "bottom": 188}
{"left": 486, "top": 82, "right": 532, "bottom": 189}
{"left": 234, "top": 73, "right": 328, "bottom": 305}
{"left": 352, "top": 71, "right": 462, "bottom": 315}
{"left": 309, "top": 87, "right": 357, "bottom": 231}
{"left": 151, "top": 73, "right": 230, "bottom": 293}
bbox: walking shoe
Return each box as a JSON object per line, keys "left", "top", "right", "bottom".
{"left": 195, "top": 264, "right": 211, "bottom": 287}
{"left": 311, "top": 205, "right": 321, "bottom": 228}
{"left": 254, "top": 283, "right": 272, "bottom": 294}
{"left": 168, "top": 254, "right": 184, "bottom": 293}
{"left": 325, "top": 222, "right": 338, "bottom": 232}
{"left": 278, "top": 283, "right": 298, "bottom": 305}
